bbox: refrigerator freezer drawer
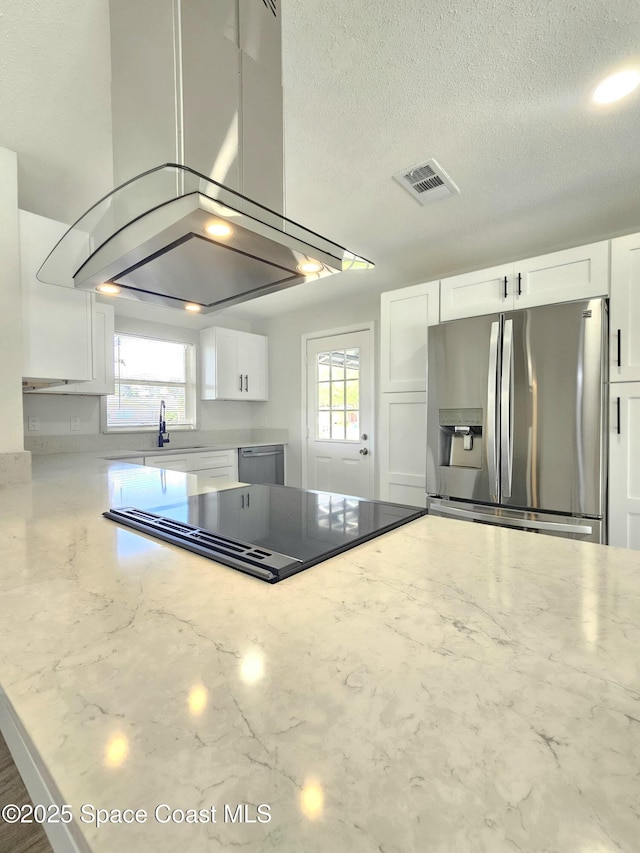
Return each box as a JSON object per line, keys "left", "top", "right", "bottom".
{"left": 427, "top": 498, "right": 604, "bottom": 543}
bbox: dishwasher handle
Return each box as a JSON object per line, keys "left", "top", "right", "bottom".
{"left": 240, "top": 448, "right": 283, "bottom": 458}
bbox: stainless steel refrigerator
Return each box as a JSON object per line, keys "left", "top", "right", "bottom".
{"left": 426, "top": 298, "right": 607, "bottom": 543}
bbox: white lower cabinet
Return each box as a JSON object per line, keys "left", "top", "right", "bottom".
{"left": 196, "top": 468, "right": 236, "bottom": 486}
{"left": 143, "top": 449, "right": 238, "bottom": 483}
{"left": 609, "top": 383, "right": 640, "bottom": 550}
{"left": 379, "top": 393, "right": 426, "bottom": 507}
{"left": 144, "top": 455, "right": 190, "bottom": 472}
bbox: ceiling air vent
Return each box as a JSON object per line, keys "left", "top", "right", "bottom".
{"left": 393, "top": 158, "right": 460, "bottom": 205}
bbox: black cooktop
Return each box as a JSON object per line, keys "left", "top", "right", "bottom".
{"left": 104, "top": 484, "right": 426, "bottom": 582}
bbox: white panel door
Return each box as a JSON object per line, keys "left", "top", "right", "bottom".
{"left": 306, "top": 330, "right": 373, "bottom": 498}
{"left": 609, "top": 383, "right": 640, "bottom": 550}
{"left": 610, "top": 233, "right": 640, "bottom": 382}
{"left": 515, "top": 241, "right": 609, "bottom": 309}
{"left": 380, "top": 281, "right": 439, "bottom": 392}
{"left": 440, "top": 264, "right": 513, "bottom": 321}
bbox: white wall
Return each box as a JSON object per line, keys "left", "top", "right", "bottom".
{"left": 251, "top": 288, "right": 382, "bottom": 489}
{"left": 0, "top": 148, "right": 31, "bottom": 484}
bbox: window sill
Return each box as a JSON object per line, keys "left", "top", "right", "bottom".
{"left": 102, "top": 425, "right": 197, "bottom": 435}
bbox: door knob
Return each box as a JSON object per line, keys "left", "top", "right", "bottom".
{"left": 359, "top": 447, "right": 369, "bottom": 455}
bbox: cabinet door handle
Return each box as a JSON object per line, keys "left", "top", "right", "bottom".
{"left": 503, "top": 276, "right": 508, "bottom": 299}
{"left": 244, "top": 374, "right": 249, "bottom": 392}
{"left": 617, "top": 329, "right": 622, "bottom": 368}
{"left": 617, "top": 396, "right": 621, "bottom": 435}
{"left": 517, "top": 272, "right": 522, "bottom": 295}
{"left": 239, "top": 374, "right": 243, "bottom": 391}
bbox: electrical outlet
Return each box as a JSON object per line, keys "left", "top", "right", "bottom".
{"left": 28, "top": 416, "right": 40, "bottom": 431}
{"left": 70, "top": 417, "right": 80, "bottom": 432}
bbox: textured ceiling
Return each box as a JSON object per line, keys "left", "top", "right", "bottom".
{"left": 1, "top": 0, "right": 639, "bottom": 322}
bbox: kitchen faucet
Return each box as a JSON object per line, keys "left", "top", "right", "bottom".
{"left": 158, "top": 400, "right": 170, "bottom": 448}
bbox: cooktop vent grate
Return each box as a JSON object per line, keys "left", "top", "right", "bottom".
{"left": 393, "top": 158, "right": 460, "bottom": 205}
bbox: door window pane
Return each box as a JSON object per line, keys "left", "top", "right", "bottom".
{"left": 318, "top": 411, "right": 330, "bottom": 439}
{"left": 318, "top": 358, "right": 331, "bottom": 382}
{"left": 315, "top": 347, "right": 361, "bottom": 441}
{"left": 331, "top": 352, "right": 345, "bottom": 381}
{"left": 331, "top": 382, "right": 345, "bottom": 408}
{"left": 331, "top": 411, "right": 345, "bottom": 440}
{"left": 318, "top": 382, "right": 330, "bottom": 409}
{"left": 345, "top": 380, "right": 359, "bottom": 409}
{"left": 346, "top": 411, "right": 360, "bottom": 440}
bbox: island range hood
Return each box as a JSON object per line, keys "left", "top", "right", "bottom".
{"left": 37, "top": 0, "right": 373, "bottom": 313}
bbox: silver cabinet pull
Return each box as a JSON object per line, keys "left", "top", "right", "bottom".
{"left": 244, "top": 374, "right": 248, "bottom": 392}
{"left": 239, "top": 374, "right": 243, "bottom": 391}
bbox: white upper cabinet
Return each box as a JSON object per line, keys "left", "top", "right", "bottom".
{"left": 610, "top": 233, "right": 640, "bottom": 382}
{"left": 440, "top": 241, "right": 609, "bottom": 321}
{"left": 20, "top": 210, "right": 93, "bottom": 383}
{"left": 201, "top": 327, "right": 268, "bottom": 401}
{"left": 440, "top": 263, "right": 510, "bottom": 321}
{"left": 380, "top": 281, "right": 440, "bottom": 392}
{"left": 32, "top": 302, "right": 116, "bottom": 396}
{"left": 515, "top": 241, "right": 609, "bottom": 309}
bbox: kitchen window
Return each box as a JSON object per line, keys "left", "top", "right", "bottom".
{"left": 103, "top": 333, "right": 196, "bottom": 432}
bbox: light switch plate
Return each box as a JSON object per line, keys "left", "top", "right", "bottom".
{"left": 70, "top": 417, "right": 80, "bottom": 432}
{"left": 28, "top": 416, "right": 40, "bottom": 431}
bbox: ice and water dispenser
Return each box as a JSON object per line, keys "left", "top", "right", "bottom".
{"left": 437, "top": 408, "right": 483, "bottom": 469}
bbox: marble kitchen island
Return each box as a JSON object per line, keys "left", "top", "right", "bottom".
{"left": 0, "top": 453, "right": 639, "bottom": 852}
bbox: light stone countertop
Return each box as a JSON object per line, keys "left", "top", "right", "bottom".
{"left": 102, "top": 441, "right": 286, "bottom": 460}
{"left": 0, "top": 452, "right": 639, "bottom": 852}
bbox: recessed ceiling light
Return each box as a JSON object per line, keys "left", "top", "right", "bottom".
{"left": 184, "top": 303, "right": 202, "bottom": 312}
{"left": 205, "top": 221, "right": 233, "bottom": 238}
{"left": 592, "top": 69, "right": 640, "bottom": 104}
{"left": 96, "top": 283, "right": 121, "bottom": 294}
{"left": 297, "top": 260, "right": 323, "bottom": 274}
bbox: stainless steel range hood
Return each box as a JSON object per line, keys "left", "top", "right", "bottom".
{"left": 37, "top": 0, "right": 373, "bottom": 312}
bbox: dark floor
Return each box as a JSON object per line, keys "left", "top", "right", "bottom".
{"left": 0, "top": 732, "right": 53, "bottom": 852}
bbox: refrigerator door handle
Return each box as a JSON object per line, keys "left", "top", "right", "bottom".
{"left": 487, "top": 321, "right": 501, "bottom": 501}
{"left": 429, "top": 503, "right": 594, "bottom": 535}
{"left": 500, "top": 318, "right": 514, "bottom": 498}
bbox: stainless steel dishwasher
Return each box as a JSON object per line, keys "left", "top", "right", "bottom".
{"left": 238, "top": 445, "right": 285, "bottom": 485}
